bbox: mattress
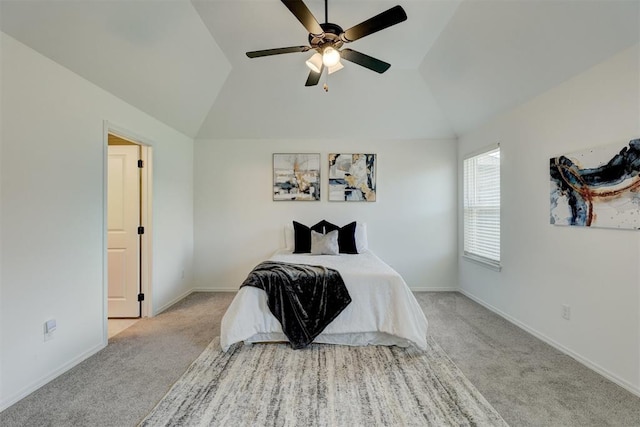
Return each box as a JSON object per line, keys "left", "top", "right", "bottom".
{"left": 220, "top": 249, "right": 428, "bottom": 351}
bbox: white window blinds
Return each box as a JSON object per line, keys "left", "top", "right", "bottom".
{"left": 463, "top": 147, "right": 500, "bottom": 268}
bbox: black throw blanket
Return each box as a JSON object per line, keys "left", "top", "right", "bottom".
{"left": 240, "top": 261, "right": 352, "bottom": 349}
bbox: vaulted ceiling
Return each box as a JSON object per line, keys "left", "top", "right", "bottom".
{"left": 1, "top": 0, "right": 638, "bottom": 140}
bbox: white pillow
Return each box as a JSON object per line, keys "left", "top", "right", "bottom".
{"left": 311, "top": 230, "right": 339, "bottom": 255}
{"left": 284, "top": 223, "right": 294, "bottom": 250}
{"left": 355, "top": 222, "right": 368, "bottom": 252}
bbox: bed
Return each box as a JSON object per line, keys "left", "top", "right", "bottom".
{"left": 221, "top": 223, "right": 428, "bottom": 351}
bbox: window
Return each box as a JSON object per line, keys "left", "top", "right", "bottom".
{"left": 463, "top": 146, "right": 501, "bottom": 270}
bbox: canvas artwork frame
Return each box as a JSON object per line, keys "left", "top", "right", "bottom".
{"left": 549, "top": 138, "right": 640, "bottom": 230}
{"left": 328, "top": 153, "right": 377, "bottom": 202}
{"left": 273, "top": 153, "right": 321, "bottom": 201}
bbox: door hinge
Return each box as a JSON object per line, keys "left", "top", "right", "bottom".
{"left": 138, "top": 293, "right": 145, "bottom": 302}
{"left": 138, "top": 226, "right": 144, "bottom": 235}
{"left": 138, "top": 159, "right": 144, "bottom": 168}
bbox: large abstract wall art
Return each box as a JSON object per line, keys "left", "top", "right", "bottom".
{"left": 273, "top": 153, "right": 320, "bottom": 201}
{"left": 550, "top": 139, "right": 640, "bottom": 229}
{"left": 328, "top": 153, "right": 376, "bottom": 202}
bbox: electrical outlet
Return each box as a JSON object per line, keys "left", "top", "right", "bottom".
{"left": 562, "top": 304, "right": 571, "bottom": 320}
{"left": 44, "top": 319, "right": 56, "bottom": 341}
{"left": 181, "top": 269, "right": 185, "bottom": 279}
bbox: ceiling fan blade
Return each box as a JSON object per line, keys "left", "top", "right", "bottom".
{"left": 281, "top": 0, "right": 325, "bottom": 37}
{"left": 305, "top": 65, "right": 324, "bottom": 86}
{"left": 341, "top": 49, "right": 391, "bottom": 74}
{"left": 341, "top": 5, "right": 407, "bottom": 42}
{"left": 246, "top": 46, "right": 310, "bottom": 58}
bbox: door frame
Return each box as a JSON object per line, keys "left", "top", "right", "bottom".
{"left": 102, "top": 121, "right": 154, "bottom": 342}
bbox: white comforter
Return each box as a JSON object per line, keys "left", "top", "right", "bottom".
{"left": 220, "top": 249, "right": 428, "bottom": 351}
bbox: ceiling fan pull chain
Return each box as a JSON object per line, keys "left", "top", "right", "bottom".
{"left": 323, "top": 71, "right": 329, "bottom": 92}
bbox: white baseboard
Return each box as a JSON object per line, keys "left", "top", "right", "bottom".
{"left": 411, "top": 286, "right": 459, "bottom": 292}
{"left": 458, "top": 289, "right": 640, "bottom": 398}
{"left": 191, "top": 287, "right": 459, "bottom": 293}
{"left": 0, "top": 342, "right": 106, "bottom": 412}
{"left": 191, "top": 287, "right": 239, "bottom": 293}
{"left": 190, "top": 286, "right": 459, "bottom": 293}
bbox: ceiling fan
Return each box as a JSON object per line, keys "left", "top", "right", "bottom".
{"left": 246, "top": 0, "right": 407, "bottom": 87}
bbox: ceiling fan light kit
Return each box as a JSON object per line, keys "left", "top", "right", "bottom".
{"left": 305, "top": 52, "right": 323, "bottom": 73}
{"left": 246, "top": 0, "right": 407, "bottom": 89}
{"left": 322, "top": 46, "right": 341, "bottom": 67}
{"left": 328, "top": 61, "right": 344, "bottom": 75}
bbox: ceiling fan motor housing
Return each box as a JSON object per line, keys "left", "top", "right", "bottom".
{"left": 309, "top": 22, "right": 344, "bottom": 52}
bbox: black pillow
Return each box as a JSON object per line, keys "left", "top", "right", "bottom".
{"left": 314, "top": 220, "right": 337, "bottom": 234}
{"left": 294, "top": 220, "right": 358, "bottom": 254}
{"left": 337, "top": 221, "right": 358, "bottom": 254}
{"left": 293, "top": 221, "right": 327, "bottom": 253}
{"left": 293, "top": 221, "right": 311, "bottom": 253}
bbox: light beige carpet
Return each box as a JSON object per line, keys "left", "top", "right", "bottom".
{"left": 140, "top": 337, "right": 508, "bottom": 427}
{"left": 4, "top": 293, "right": 640, "bottom": 426}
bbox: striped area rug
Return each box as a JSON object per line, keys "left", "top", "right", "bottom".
{"left": 139, "top": 337, "right": 508, "bottom": 426}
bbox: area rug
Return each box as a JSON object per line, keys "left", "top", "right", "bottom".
{"left": 139, "top": 337, "right": 508, "bottom": 426}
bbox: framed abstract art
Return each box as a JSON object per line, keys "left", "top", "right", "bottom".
{"left": 550, "top": 138, "right": 640, "bottom": 229}
{"left": 328, "top": 153, "right": 376, "bottom": 202}
{"left": 273, "top": 153, "right": 320, "bottom": 201}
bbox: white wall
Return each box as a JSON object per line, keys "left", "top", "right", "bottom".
{"left": 0, "top": 33, "right": 4, "bottom": 404}
{"left": 458, "top": 45, "right": 640, "bottom": 394}
{"left": 0, "top": 33, "right": 194, "bottom": 410}
{"left": 194, "top": 138, "right": 458, "bottom": 292}
{"left": 197, "top": 67, "right": 455, "bottom": 140}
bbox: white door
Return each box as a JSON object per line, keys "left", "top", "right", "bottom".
{"left": 108, "top": 145, "right": 141, "bottom": 318}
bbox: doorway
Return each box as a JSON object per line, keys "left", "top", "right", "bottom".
{"left": 104, "top": 124, "right": 153, "bottom": 340}
{"left": 108, "top": 139, "right": 141, "bottom": 318}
